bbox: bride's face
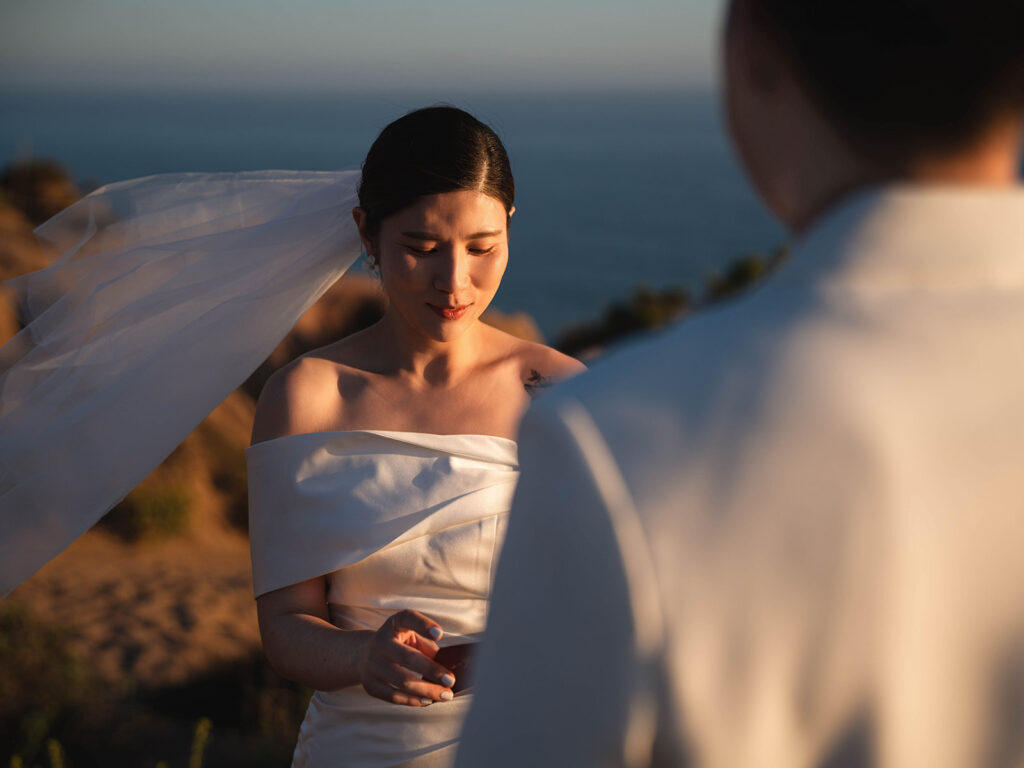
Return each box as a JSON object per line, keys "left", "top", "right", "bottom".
{"left": 368, "top": 190, "right": 511, "bottom": 343}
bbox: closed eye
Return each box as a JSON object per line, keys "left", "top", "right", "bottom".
{"left": 470, "top": 246, "right": 497, "bottom": 255}
{"left": 405, "top": 244, "right": 437, "bottom": 256}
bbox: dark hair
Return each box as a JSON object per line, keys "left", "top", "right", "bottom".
{"left": 358, "top": 106, "right": 514, "bottom": 234}
{"left": 748, "top": 0, "right": 1024, "bottom": 164}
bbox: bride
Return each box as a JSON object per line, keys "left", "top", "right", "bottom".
{"left": 247, "top": 106, "right": 583, "bottom": 766}
{"left": 0, "top": 105, "right": 581, "bottom": 765}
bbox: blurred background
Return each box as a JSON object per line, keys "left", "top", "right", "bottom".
{"left": 0, "top": 0, "right": 784, "bottom": 338}
{"left": 0, "top": 1, "right": 785, "bottom": 766}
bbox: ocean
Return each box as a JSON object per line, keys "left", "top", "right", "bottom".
{"left": 0, "top": 88, "right": 784, "bottom": 338}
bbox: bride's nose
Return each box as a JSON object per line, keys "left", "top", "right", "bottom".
{"left": 432, "top": 249, "right": 471, "bottom": 293}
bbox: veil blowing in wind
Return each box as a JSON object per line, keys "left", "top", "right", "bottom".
{"left": 0, "top": 170, "right": 364, "bottom": 596}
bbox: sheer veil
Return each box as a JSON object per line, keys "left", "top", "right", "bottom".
{"left": 0, "top": 170, "right": 364, "bottom": 596}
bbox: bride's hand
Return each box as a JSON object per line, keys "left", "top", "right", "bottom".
{"left": 360, "top": 609, "right": 456, "bottom": 706}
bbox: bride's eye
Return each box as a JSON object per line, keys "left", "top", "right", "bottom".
{"left": 406, "top": 244, "right": 436, "bottom": 256}
{"left": 469, "top": 246, "right": 497, "bottom": 256}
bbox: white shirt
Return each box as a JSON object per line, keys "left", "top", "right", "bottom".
{"left": 455, "top": 186, "right": 1024, "bottom": 768}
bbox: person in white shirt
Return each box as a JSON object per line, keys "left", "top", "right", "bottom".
{"left": 454, "top": 1, "right": 1024, "bottom": 766}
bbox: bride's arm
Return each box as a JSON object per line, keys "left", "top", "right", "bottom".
{"left": 257, "top": 578, "right": 367, "bottom": 690}
{"left": 257, "top": 581, "right": 457, "bottom": 705}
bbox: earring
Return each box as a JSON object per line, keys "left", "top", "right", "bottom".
{"left": 366, "top": 251, "right": 379, "bottom": 276}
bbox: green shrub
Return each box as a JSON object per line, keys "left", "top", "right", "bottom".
{"left": 45, "top": 740, "right": 64, "bottom": 768}
{"left": 555, "top": 247, "right": 790, "bottom": 358}
{"left": 705, "top": 246, "right": 789, "bottom": 303}
{"left": 556, "top": 285, "right": 692, "bottom": 357}
{"left": 100, "top": 487, "right": 192, "bottom": 541}
{"left": 189, "top": 718, "right": 212, "bottom": 768}
{"left": 0, "top": 604, "right": 90, "bottom": 764}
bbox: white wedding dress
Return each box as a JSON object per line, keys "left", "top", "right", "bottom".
{"left": 247, "top": 429, "right": 518, "bottom": 767}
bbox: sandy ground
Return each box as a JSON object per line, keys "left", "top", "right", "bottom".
{"left": 1, "top": 388, "right": 268, "bottom": 691}
{"left": 7, "top": 525, "right": 260, "bottom": 689}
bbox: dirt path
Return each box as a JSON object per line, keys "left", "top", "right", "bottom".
{"left": 7, "top": 526, "right": 260, "bottom": 689}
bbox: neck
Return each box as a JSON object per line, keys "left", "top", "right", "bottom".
{"left": 906, "top": 115, "right": 1024, "bottom": 186}
{"left": 790, "top": 114, "right": 1024, "bottom": 234}
{"left": 374, "top": 307, "right": 483, "bottom": 387}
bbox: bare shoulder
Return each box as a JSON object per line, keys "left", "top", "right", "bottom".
{"left": 488, "top": 329, "right": 586, "bottom": 396}
{"left": 521, "top": 340, "right": 586, "bottom": 379}
{"left": 250, "top": 353, "right": 347, "bottom": 444}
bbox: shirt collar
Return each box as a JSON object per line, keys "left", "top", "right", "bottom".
{"left": 785, "top": 183, "right": 1024, "bottom": 294}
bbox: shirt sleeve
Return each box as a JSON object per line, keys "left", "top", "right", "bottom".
{"left": 454, "top": 398, "right": 648, "bottom": 768}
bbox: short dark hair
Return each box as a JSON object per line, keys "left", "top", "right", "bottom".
{"left": 749, "top": 0, "right": 1024, "bottom": 164}
{"left": 357, "top": 106, "right": 514, "bottom": 234}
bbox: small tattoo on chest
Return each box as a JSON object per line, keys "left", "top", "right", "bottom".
{"left": 524, "top": 369, "right": 553, "bottom": 398}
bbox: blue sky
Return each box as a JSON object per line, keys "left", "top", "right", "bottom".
{"left": 1, "top": 0, "right": 720, "bottom": 92}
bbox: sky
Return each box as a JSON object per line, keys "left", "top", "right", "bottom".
{"left": 0, "top": 0, "right": 720, "bottom": 93}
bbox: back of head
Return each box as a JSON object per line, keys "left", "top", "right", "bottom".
{"left": 750, "top": 0, "right": 1024, "bottom": 166}
{"left": 358, "top": 106, "right": 515, "bottom": 234}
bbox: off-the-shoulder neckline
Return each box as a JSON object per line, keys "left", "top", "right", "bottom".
{"left": 248, "top": 428, "right": 518, "bottom": 450}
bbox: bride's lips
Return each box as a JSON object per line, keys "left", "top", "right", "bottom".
{"left": 428, "top": 303, "right": 471, "bottom": 321}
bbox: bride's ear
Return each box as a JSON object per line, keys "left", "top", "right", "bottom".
{"left": 352, "top": 207, "right": 376, "bottom": 255}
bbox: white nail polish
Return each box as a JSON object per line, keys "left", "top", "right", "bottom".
{"left": 420, "top": 698, "right": 432, "bottom": 706}
{"left": 440, "top": 690, "right": 454, "bottom": 701}
{"left": 429, "top": 626, "right": 443, "bottom": 640}
{"left": 441, "top": 674, "right": 455, "bottom": 687}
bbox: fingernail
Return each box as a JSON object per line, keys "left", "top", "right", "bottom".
{"left": 420, "top": 698, "right": 432, "bottom": 706}
{"left": 440, "top": 690, "right": 454, "bottom": 701}
{"left": 441, "top": 674, "right": 455, "bottom": 687}
{"left": 429, "top": 627, "right": 443, "bottom": 640}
